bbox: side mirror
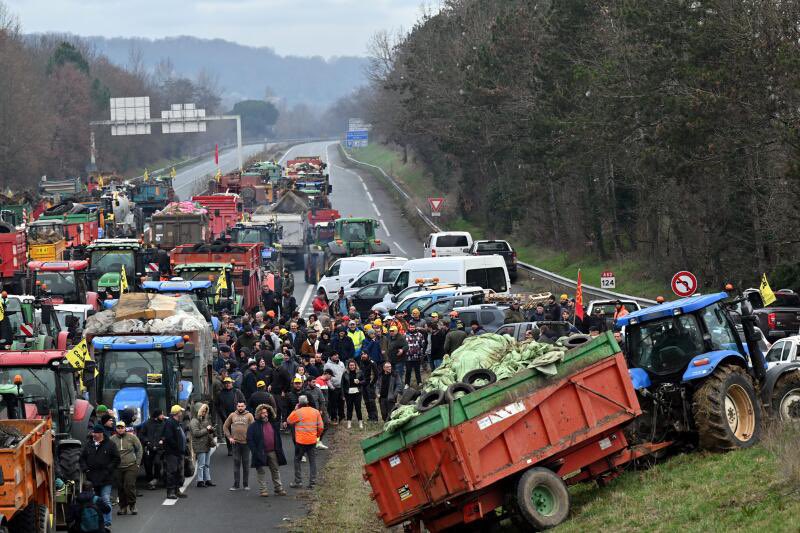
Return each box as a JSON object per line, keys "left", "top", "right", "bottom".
{"left": 182, "top": 342, "right": 195, "bottom": 360}
{"left": 35, "top": 399, "right": 50, "bottom": 417}
{"left": 241, "top": 270, "right": 250, "bottom": 286}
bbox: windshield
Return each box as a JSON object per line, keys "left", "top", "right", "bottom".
{"left": 436, "top": 235, "right": 468, "bottom": 247}
{"left": 90, "top": 250, "right": 135, "bottom": 280}
{"left": 55, "top": 310, "right": 85, "bottom": 331}
{"left": 0, "top": 366, "right": 73, "bottom": 430}
{"left": 628, "top": 315, "right": 706, "bottom": 375}
{"left": 4, "top": 299, "right": 25, "bottom": 337}
{"left": 341, "top": 221, "right": 369, "bottom": 241}
{"left": 232, "top": 228, "right": 263, "bottom": 244}
{"left": 477, "top": 241, "right": 510, "bottom": 252}
{"left": 399, "top": 295, "right": 433, "bottom": 313}
{"left": 100, "top": 350, "right": 174, "bottom": 414}
{"left": 38, "top": 272, "right": 77, "bottom": 299}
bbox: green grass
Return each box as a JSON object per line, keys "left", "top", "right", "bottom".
{"left": 346, "top": 143, "right": 665, "bottom": 299}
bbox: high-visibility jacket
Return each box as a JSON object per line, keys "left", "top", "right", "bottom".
{"left": 287, "top": 406, "right": 323, "bottom": 445}
{"left": 613, "top": 307, "right": 629, "bottom": 321}
{"left": 347, "top": 329, "right": 365, "bottom": 351}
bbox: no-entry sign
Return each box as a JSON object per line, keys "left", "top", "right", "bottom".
{"left": 671, "top": 271, "right": 698, "bottom": 298}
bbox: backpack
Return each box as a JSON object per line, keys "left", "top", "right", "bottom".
{"left": 79, "top": 498, "right": 102, "bottom": 532}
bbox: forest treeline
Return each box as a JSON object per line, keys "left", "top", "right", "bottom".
{"left": 363, "top": 0, "right": 800, "bottom": 288}
{"left": 0, "top": 3, "right": 225, "bottom": 187}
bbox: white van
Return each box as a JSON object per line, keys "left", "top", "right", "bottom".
{"left": 342, "top": 266, "right": 403, "bottom": 297}
{"left": 424, "top": 231, "right": 473, "bottom": 258}
{"left": 390, "top": 256, "right": 510, "bottom": 295}
{"left": 317, "top": 255, "right": 407, "bottom": 298}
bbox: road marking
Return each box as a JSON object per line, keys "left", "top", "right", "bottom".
{"left": 393, "top": 241, "right": 407, "bottom": 255}
{"left": 162, "top": 444, "right": 217, "bottom": 505}
{"left": 380, "top": 220, "right": 391, "bottom": 237}
{"left": 298, "top": 283, "right": 314, "bottom": 316}
{"left": 366, "top": 191, "right": 373, "bottom": 202}
{"left": 371, "top": 202, "right": 381, "bottom": 217}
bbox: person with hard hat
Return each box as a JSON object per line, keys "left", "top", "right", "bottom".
{"left": 111, "top": 420, "right": 143, "bottom": 515}
{"left": 162, "top": 405, "right": 187, "bottom": 500}
{"left": 286, "top": 395, "right": 324, "bottom": 489}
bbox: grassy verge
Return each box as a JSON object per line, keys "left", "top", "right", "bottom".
{"left": 345, "top": 143, "right": 665, "bottom": 299}
{"left": 291, "top": 423, "right": 385, "bottom": 533}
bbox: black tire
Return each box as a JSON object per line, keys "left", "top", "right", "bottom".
{"left": 771, "top": 371, "right": 800, "bottom": 422}
{"left": 8, "top": 502, "right": 47, "bottom": 533}
{"left": 57, "top": 444, "right": 82, "bottom": 482}
{"left": 446, "top": 382, "right": 475, "bottom": 403}
{"left": 398, "top": 388, "right": 421, "bottom": 406}
{"left": 693, "top": 365, "right": 761, "bottom": 451}
{"left": 416, "top": 390, "right": 446, "bottom": 412}
{"left": 515, "top": 467, "right": 570, "bottom": 530}
{"left": 564, "top": 334, "right": 592, "bottom": 349}
{"left": 462, "top": 369, "right": 497, "bottom": 390}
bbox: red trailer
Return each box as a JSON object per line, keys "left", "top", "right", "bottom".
{"left": 191, "top": 194, "right": 243, "bottom": 239}
{"left": 0, "top": 226, "right": 26, "bottom": 282}
{"left": 170, "top": 242, "right": 263, "bottom": 312}
{"left": 362, "top": 336, "right": 666, "bottom": 531}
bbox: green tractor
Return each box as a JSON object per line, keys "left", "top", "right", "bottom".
{"left": 327, "top": 218, "right": 390, "bottom": 258}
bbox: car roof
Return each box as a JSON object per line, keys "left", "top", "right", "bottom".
{"left": 617, "top": 292, "right": 727, "bottom": 327}
{"left": 474, "top": 239, "right": 510, "bottom": 244}
{"left": 54, "top": 304, "right": 94, "bottom": 312}
{"left": 453, "top": 304, "right": 504, "bottom": 312}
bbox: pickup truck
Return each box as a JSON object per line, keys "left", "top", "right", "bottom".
{"left": 468, "top": 239, "right": 517, "bottom": 281}
{"left": 745, "top": 288, "right": 800, "bottom": 341}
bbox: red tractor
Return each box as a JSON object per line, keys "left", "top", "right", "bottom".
{"left": 27, "top": 260, "right": 101, "bottom": 309}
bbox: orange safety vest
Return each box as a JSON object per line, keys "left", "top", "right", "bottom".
{"left": 613, "top": 307, "right": 629, "bottom": 320}
{"left": 287, "top": 406, "right": 323, "bottom": 445}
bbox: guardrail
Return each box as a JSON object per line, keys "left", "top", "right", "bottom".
{"left": 340, "top": 144, "right": 657, "bottom": 307}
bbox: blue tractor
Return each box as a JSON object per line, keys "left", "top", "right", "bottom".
{"left": 618, "top": 292, "right": 800, "bottom": 451}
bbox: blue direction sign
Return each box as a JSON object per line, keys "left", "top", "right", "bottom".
{"left": 346, "top": 129, "right": 369, "bottom": 148}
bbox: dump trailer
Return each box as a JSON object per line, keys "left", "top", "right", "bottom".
{"left": 147, "top": 203, "right": 210, "bottom": 249}
{"left": 0, "top": 222, "right": 26, "bottom": 291}
{"left": 84, "top": 293, "right": 214, "bottom": 425}
{"left": 362, "top": 333, "right": 663, "bottom": 531}
{"left": 36, "top": 203, "right": 99, "bottom": 247}
{"left": 191, "top": 194, "right": 243, "bottom": 239}
{"left": 26, "top": 220, "right": 67, "bottom": 262}
{"left": 254, "top": 213, "right": 306, "bottom": 267}
{"left": 0, "top": 418, "right": 54, "bottom": 533}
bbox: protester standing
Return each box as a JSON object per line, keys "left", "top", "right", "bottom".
{"left": 341, "top": 359, "right": 364, "bottom": 429}
{"left": 190, "top": 402, "right": 216, "bottom": 488}
{"left": 376, "top": 362, "right": 402, "bottom": 421}
{"left": 110, "top": 421, "right": 142, "bottom": 516}
{"left": 162, "top": 405, "right": 188, "bottom": 500}
{"left": 215, "top": 377, "right": 245, "bottom": 455}
{"left": 323, "top": 352, "right": 345, "bottom": 424}
{"left": 139, "top": 409, "right": 166, "bottom": 490}
{"left": 224, "top": 400, "right": 255, "bottom": 491}
{"left": 80, "top": 424, "right": 120, "bottom": 529}
{"left": 247, "top": 404, "right": 287, "bottom": 497}
{"left": 286, "top": 396, "right": 324, "bottom": 489}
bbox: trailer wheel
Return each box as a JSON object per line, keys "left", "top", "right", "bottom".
{"left": 564, "top": 334, "right": 592, "bottom": 349}
{"left": 446, "top": 382, "right": 475, "bottom": 403}
{"left": 771, "top": 371, "right": 800, "bottom": 422}
{"left": 462, "top": 369, "right": 497, "bottom": 390}
{"left": 398, "top": 387, "right": 421, "bottom": 406}
{"left": 416, "top": 390, "right": 446, "bottom": 412}
{"left": 7, "top": 502, "right": 48, "bottom": 533}
{"left": 515, "top": 467, "right": 570, "bottom": 530}
{"left": 693, "top": 365, "right": 761, "bottom": 450}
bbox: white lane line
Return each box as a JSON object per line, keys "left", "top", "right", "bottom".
{"left": 162, "top": 444, "right": 217, "bottom": 505}
{"left": 393, "top": 241, "right": 407, "bottom": 255}
{"left": 298, "top": 284, "right": 314, "bottom": 316}
{"left": 372, "top": 202, "right": 382, "bottom": 217}
{"left": 366, "top": 191, "right": 373, "bottom": 202}
{"left": 380, "top": 220, "right": 391, "bottom": 237}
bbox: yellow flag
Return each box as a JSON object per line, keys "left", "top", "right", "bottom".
{"left": 215, "top": 269, "right": 228, "bottom": 303}
{"left": 170, "top": 167, "right": 177, "bottom": 178}
{"left": 143, "top": 168, "right": 150, "bottom": 182}
{"left": 760, "top": 273, "right": 776, "bottom": 306}
{"left": 215, "top": 169, "right": 222, "bottom": 182}
{"left": 64, "top": 338, "right": 89, "bottom": 369}
{"left": 0, "top": 298, "right": 5, "bottom": 322}
{"left": 97, "top": 175, "right": 104, "bottom": 188}
{"left": 120, "top": 265, "right": 129, "bottom": 293}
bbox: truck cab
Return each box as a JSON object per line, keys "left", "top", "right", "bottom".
{"left": 92, "top": 335, "right": 195, "bottom": 428}
{"left": 27, "top": 260, "right": 100, "bottom": 310}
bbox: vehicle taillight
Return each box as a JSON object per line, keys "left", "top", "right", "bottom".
{"left": 767, "top": 312, "right": 777, "bottom": 330}
{"left": 431, "top": 248, "right": 436, "bottom": 257}
{"left": 512, "top": 250, "right": 517, "bottom": 263}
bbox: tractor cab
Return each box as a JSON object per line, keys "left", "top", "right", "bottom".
{"left": 86, "top": 239, "right": 144, "bottom": 298}
{"left": 92, "top": 335, "right": 194, "bottom": 427}
{"left": 329, "top": 217, "right": 390, "bottom": 257}
{"left": 0, "top": 295, "right": 66, "bottom": 350}
{"left": 27, "top": 260, "right": 100, "bottom": 309}
{"left": 228, "top": 223, "right": 283, "bottom": 269}
{"left": 172, "top": 263, "right": 241, "bottom": 316}
{"left": 142, "top": 280, "right": 218, "bottom": 330}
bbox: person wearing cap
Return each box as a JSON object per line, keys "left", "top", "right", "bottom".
{"left": 270, "top": 354, "right": 292, "bottom": 424}
{"left": 545, "top": 295, "right": 562, "bottom": 321}
{"left": 376, "top": 362, "right": 403, "bottom": 421}
{"left": 357, "top": 349, "right": 380, "bottom": 421}
{"left": 236, "top": 325, "right": 258, "bottom": 352}
{"left": 163, "top": 405, "right": 188, "bottom": 499}
{"left": 80, "top": 423, "right": 120, "bottom": 529}
{"left": 389, "top": 310, "right": 409, "bottom": 335}
{"left": 361, "top": 328, "right": 383, "bottom": 366}
{"left": 248, "top": 380, "right": 277, "bottom": 415}
{"left": 111, "top": 420, "right": 143, "bottom": 515}
{"left": 213, "top": 344, "right": 233, "bottom": 373}
{"left": 408, "top": 308, "right": 427, "bottom": 331}
{"left": 247, "top": 403, "right": 287, "bottom": 497}
{"left": 140, "top": 408, "right": 166, "bottom": 490}
{"left": 286, "top": 376, "right": 306, "bottom": 413}
{"left": 241, "top": 358, "right": 260, "bottom": 400}
{"left": 224, "top": 400, "right": 255, "bottom": 491}
{"left": 346, "top": 320, "right": 365, "bottom": 355}
{"left": 323, "top": 352, "right": 346, "bottom": 424}
{"left": 504, "top": 301, "right": 525, "bottom": 324}
{"left": 531, "top": 303, "right": 547, "bottom": 323}
{"left": 286, "top": 395, "right": 324, "bottom": 489}
{"left": 190, "top": 402, "right": 216, "bottom": 488}
{"left": 443, "top": 320, "right": 467, "bottom": 356}
{"left": 386, "top": 326, "right": 409, "bottom": 382}
{"left": 215, "top": 377, "right": 245, "bottom": 456}
{"left": 429, "top": 318, "right": 447, "bottom": 370}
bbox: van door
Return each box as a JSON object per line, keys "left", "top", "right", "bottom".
{"left": 320, "top": 260, "right": 342, "bottom": 295}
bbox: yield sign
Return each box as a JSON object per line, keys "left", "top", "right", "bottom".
{"left": 428, "top": 197, "right": 444, "bottom": 213}
{"left": 671, "top": 271, "right": 698, "bottom": 298}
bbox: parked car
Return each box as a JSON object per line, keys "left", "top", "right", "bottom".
{"left": 316, "top": 255, "right": 406, "bottom": 298}
{"left": 373, "top": 281, "right": 465, "bottom": 315}
{"left": 452, "top": 304, "right": 507, "bottom": 332}
{"left": 394, "top": 287, "right": 485, "bottom": 317}
{"left": 423, "top": 231, "right": 473, "bottom": 258}
{"left": 351, "top": 283, "right": 394, "bottom": 321}
{"left": 764, "top": 335, "right": 800, "bottom": 370}
{"left": 342, "top": 265, "right": 403, "bottom": 297}
{"left": 468, "top": 239, "right": 518, "bottom": 281}
{"left": 744, "top": 288, "right": 800, "bottom": 341}
{"left": 495, "top": 321, "right": 576, "bottom": 342}
{"left": 419, "top": 293, "right": 486, "bottom": 320}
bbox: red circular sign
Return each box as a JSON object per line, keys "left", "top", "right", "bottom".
{"left": 671, "top": 271, "right": 698, "bottom": 297}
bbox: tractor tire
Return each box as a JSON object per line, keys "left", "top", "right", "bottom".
{"left": 445, "top": 382, "right": 475, "bottom": 403}
{"left": 8, "top": 502, "right": 48, "bottom": 533}
{"left": 564, "top": 334, "right": 592, "bottom": 350}
{"left": 692, "top": 365, "right": 761, "bottom": 450}
{"left": 416, "top": 390, "right": 446, "bottom": 412}
{"left": 398, "top": 387, "right": 421, "bottom": 406}
{"left": 771, "top": 370, "right": 800, "bottom": 422}
{"left": 462, "top": 369, "right": 497, "bottom": 390}
{"left": 515, "top": 467, "right": 570, "bottom": 530}
{"left": 57, "top": 444, "right": 82, "bottom": 482}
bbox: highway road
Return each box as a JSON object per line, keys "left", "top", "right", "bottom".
{"left": 113, "top": 140, "right": 422, "bottom": 533}
{"left": 172, "top": 143, "right": 270, "bottom": 200}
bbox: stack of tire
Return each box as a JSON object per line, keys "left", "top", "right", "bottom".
{"left": 400, "top": 369, "right": 499, "bottom": 413}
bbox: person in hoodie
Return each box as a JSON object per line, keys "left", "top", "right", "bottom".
{"left": 357, "top": 351, "right": 380, "bottom": 421}
{"left": 323, "top": 352, "right": 346, "bottom": 424}
{"left": 332, "top": 329, "right": 355, "bottom": 360}
{"left": 139, "top": 408, "right": 166, "bottom": 490}
{"left": 190, "top": 402, "right": 216, "bottom": 488}
{"left": 247, "top": 403, "right": 287, "bottom": 497}
{"left": 361, "top": 328, "right": 383, "bottom": 365}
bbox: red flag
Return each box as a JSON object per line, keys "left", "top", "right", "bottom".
{"left": 214, "top": 143, "right": 219, "bottom": 165}
{"left": 575, "top": 270, "right": 585, "bottom": 320}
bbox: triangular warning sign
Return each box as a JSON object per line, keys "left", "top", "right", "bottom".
{"left": 428, "top": 197, "right": 444, "bottom": 212}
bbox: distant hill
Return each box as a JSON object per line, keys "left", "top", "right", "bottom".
{"left": 80, "top": 36, "right": 368, "bottom": 107}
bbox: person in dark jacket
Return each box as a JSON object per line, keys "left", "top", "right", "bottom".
{"left": 216, "top": 377, "right": 246, "bottom": 455}
{"left": 361, "top": 329, "right": 383, "bottom": 365}
{"left": 385, "top": 326, "right": 409, "bottom": 379}
{"left": 340, "top": 359, "right": 364, "bottom": 429}
{"left": 544, "top": 295, "right": 562, "bottom": 321}
{"left": 247, "top": 403, "right": 288, "bottom": 497}
{"left": 162, "top": 405, "right": 188, "bottom": 500}
{"left": 530, "top": 304, "right": 547, "bottom": 323}
{"left": 429, "top": 319, "right": 447, "bottom": 369}
{"left": 79, "top": 424, "right": 119, "bottom": 530}
{"left": 269, "top": 354, "right": 292, "bottom": 422}
{"left": 357, "top": 352, "right": 380, "bottom": 422}
{"left": 67, "top": 481, "right": 112, "bottom": 533}
{"left": 443, "top": 321, "right": 467, "bottom": 356}
{"left": 139, "top": 409, "right": 166, "bottom": 490}
{"left": 248, "top": 380, "right": 278, "bottom": 415}
{"left": 241, "top": 359, "right": 259, "bottom": 399}
{"left": 375, "top": 362, "right": 403, "bottom": 421}
{"left": 281, "top": 289, "right": 297, "bottom": 318}
{"left": 332, "top": 329, "right": 355, "bottom": 360}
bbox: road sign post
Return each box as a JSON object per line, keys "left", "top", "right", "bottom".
{"left": 600, "top": 271, "right": 616, "bottom": 289}
{"left": 428, "top": 197, "right": 444, "bottom": 217}
{"left": 346, "top": 129, "right": 369, "bottom": 148}
{"left": 671, "top": 271, "right": 698, "bottom": 297}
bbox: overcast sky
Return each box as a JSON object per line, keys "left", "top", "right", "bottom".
{"left": 5, "top": 0, "right": 429, "bottom": 57}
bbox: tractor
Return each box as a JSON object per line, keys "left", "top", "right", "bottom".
{"left": 619, "top": 291, "right": 800, "bottom": 452}
{"left": 85, "top": 239, "right": 147, "bottom": 299}
{"left": 27, "top": 261, "right": 101, "bottom": 310}
{"left": 327, "top": 217, "right": 390, "bottom": 259}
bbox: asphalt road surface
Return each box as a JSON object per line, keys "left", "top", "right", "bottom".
{"left": 172, "top": 143, "right": 271, "bottom": 200}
